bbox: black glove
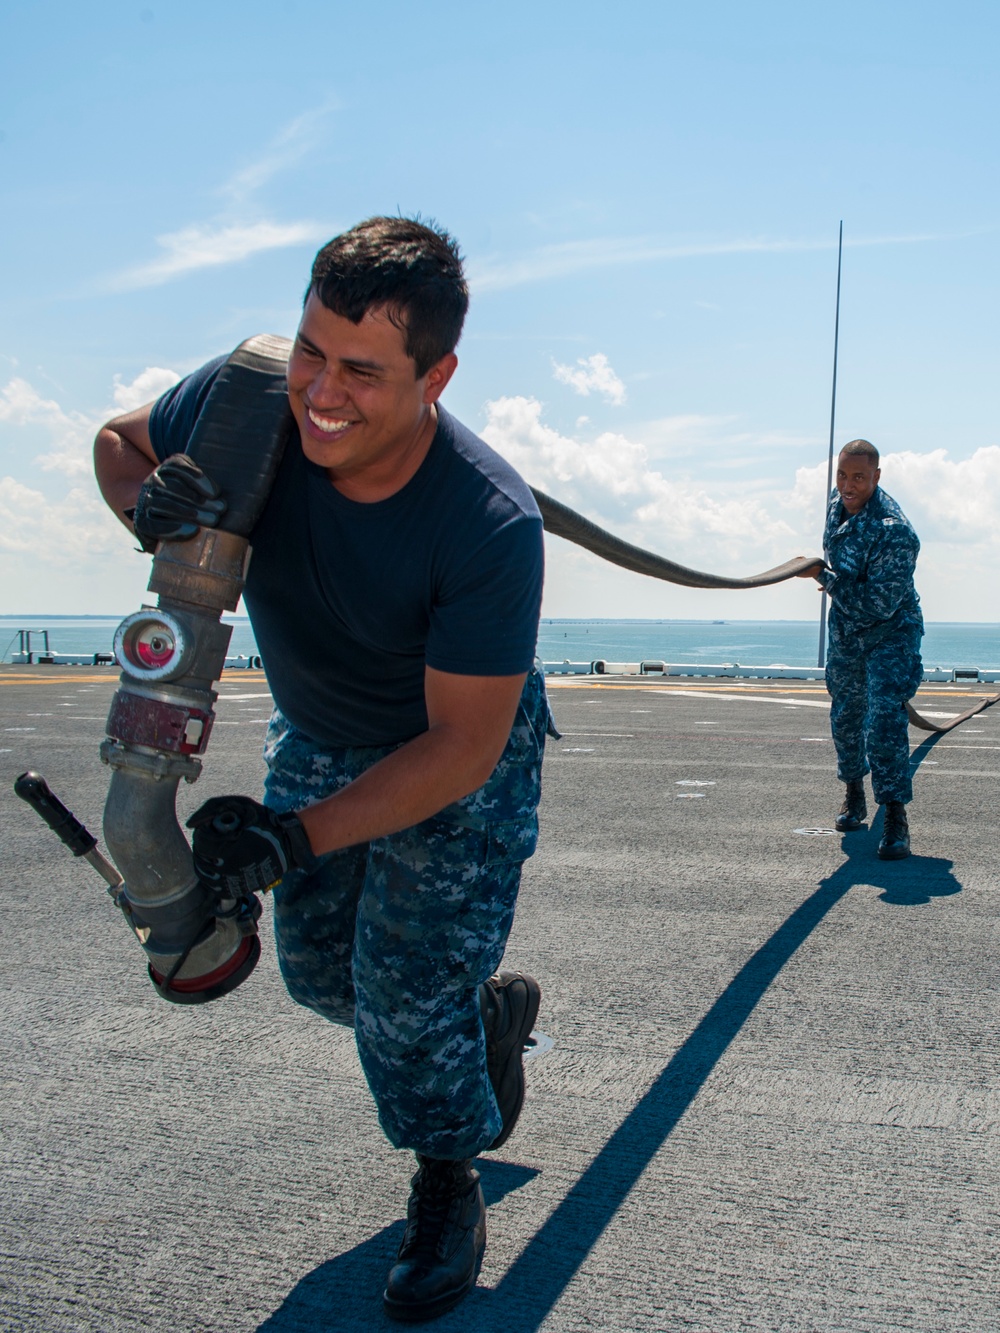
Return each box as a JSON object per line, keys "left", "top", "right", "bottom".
{"left": 127, "top": 454, "right": 227, "bottom": 552}
{"left": 187, "top": 795, "right": 315, "bottom": 896}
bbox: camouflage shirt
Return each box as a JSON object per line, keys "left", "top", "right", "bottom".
{"left": 818, "top": 485, "right": 923, "bottom": 650}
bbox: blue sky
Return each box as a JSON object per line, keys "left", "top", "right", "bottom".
{"left": 1, "top": 1, "right": 997, "bottom": 620}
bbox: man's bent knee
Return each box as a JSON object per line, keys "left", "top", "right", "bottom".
{"left": 278, "top": 961, "right": 356, "bottom": 1026}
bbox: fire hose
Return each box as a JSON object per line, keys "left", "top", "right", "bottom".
{"left": 905, "top": 693, "right": 1000, "bottom": 733}
{"left": 528, "top": 488, "right": 1000, "bottom": 731}
{"left": 529, "top": 489, "right": 821, "bottom": 588}
{"left": 14, "top": 332, "right": 987, "bottom": 1003}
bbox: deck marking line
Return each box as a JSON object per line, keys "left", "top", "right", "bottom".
{"left": 544, "top": 678, "right": 995, "bottom": 699}
{"left": 558, "top": 732, "right": 635, "bottom": 738}
{"left": 653, "top": 689, "right": 832, "bottom": 710}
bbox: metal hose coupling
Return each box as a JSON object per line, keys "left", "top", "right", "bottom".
{"left": 100, "top": 334, "right": 294, "bottom": 1004}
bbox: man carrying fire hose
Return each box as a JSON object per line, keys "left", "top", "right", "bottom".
{"left": 94, "top": 217, "right": 553, "bottom": 1322}
{"left": 802, "top": 439, "right": 923, "bottom": 859}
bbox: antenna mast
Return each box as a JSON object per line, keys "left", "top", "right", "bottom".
{"left": 817, "top": 221, "right": 843, "bottom": 669}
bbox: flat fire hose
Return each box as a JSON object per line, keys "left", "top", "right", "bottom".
{"left": 529, "top": 486, "right": 994, "bottom": 736}
{"left": 529, "top": 488, "right": 822, "bottom": 588}
{"left": 905, "top": 693, "right": 1000, "bottom": 734}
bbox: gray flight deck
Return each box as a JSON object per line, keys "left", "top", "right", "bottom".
{"left": 1, "top": 666, "right": 997, "bottom": 1332}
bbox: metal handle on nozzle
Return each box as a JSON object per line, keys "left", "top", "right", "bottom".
{"left": 15, "top": 771, "right": 124, "bottom": 892}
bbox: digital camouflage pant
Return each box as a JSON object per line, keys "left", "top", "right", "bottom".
{"left": 263, "top": 667, "right": 553, "bottom": 1160}
{"left": 825, "top": 627, "right": 923, "bottom": 805}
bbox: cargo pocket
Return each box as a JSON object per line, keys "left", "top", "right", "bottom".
{"left": 486, "top": 814, "right": 539, "bottom": 866}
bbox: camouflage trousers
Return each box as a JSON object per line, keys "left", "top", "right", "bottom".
{"left": 826, "top": 628, "right": 923, "bottom": 805}
{"left": 262, "top": 668, "right": 553, "bottom": 1160}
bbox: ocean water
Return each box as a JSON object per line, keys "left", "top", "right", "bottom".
{"left": 537, "top": 620, "right": 1000, "bottom": 668}
{"left": 2, "top": 616, "right": 997, "bottom": 669}
{"left": 0, "top": 616, "right": 262, "bottom": 662}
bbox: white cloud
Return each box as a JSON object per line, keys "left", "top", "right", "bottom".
{"left": 0, "top": 378, "right": 73, "bottom": 427}
{"left": 1, "top": 377, "right": 95, "bottom": 476}
{"left": 109, "top": 221, "right": 328, "bottom": 291}
{"left": 467, "top": 229, "right": 974, "bottom": 294}
{"left": 552, "top": 353, "right": 626, "bottom": 405}
{"left": 782, "top": 447, "right": 1000, "bottom": 546}
{"left": 101, "top": 107, "right": 338, "bottom": 292}
{"left": 0, "top": 351, "right": 232, "bottom": 608}
{"left": 482, "top": 395, "right": 798, "bottom": 564}
{"left": 877, "top": 447, "right": 1000, "bottom": 544}
{"left": 0, "top": 475, "right": 127, "bottom": 561}
{"left": 481, "top": 395, "right": 1000, "bottom": 619}
{"left": 0, "top": 367, "right": 186, "bottom": 608}
{"left": 112, "top": 367, "right": 180, "bottom": 413}
{"left": 220, "top": 103, "right": 338, "bottom": 205}
{"left": 0, "top": 367, "right": 181, "bottom": 483}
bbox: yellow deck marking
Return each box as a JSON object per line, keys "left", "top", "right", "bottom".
{"left": 2, "top": 668, "right": 989, "bottom": 704}
{"left": 0, "top": 670, "right": 267, "bottom": 686}
{"left": 0, "top": 674, "right": 117, "bottom": 685}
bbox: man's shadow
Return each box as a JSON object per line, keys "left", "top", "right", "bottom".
{"left": 257, "top": 735, "right": 961, "bottom": 1332}
{"left": 841, "top": 809, "right": 961, "bottom": 909}
{"left": 868, "top": 728, "right": 963, "bottom": 905}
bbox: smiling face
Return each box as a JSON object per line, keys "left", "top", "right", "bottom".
{"left": 286, "top": 292, "right": 457, "bottom": 501}
{"left": 836, "top": 450, "right": 881, "bottom": 515}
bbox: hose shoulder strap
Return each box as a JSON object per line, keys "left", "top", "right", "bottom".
{"left": 186, "top": 334, "right": 295, "bottom": 538}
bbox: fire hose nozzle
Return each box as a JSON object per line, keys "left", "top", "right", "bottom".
{"left": 15, "top": 768, "right": 261, "bottom": 1003}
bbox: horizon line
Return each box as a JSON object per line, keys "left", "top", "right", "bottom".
{"left": 3, "top": 614, "right": 996, "bottom": 626}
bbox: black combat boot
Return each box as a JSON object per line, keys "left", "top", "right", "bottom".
{"left": 835, "top": 778, "right": 868, "bottom": 832}
{"left": 878, "top": 801, "right": 911, "bottom": 860}
{"left": 479, "top": 971, "right": 541, "bottom": 1150}
{"left": 383, "top": 1156, "right": 486, "bottom": 1322}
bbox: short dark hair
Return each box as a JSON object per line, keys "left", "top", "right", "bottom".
{"left": 840, "top": 438, "right": 880, "bottom": 466}
{"left": 308, "top": 217, "right": 469, "bottom": 377}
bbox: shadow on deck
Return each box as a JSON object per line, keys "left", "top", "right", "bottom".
{"left": 258, "top": 738, "right": 961, "bottom": 1331}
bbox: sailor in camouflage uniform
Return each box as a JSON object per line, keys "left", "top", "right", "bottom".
{"left": 95, "top": 218, "right": 553, "bottom": 1323}
{"left": 815, "top": 439, "right": 923, "bottom": 859}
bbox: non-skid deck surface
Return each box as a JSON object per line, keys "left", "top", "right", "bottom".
{"left": 1, "top": 668, "right": 997, "bottom": 1331}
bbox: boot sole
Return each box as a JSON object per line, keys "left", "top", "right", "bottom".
{"left": 486, "top": 973, "right": 541, "bottom": 1151}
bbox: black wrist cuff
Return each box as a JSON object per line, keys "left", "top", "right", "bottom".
{"left": 276, "top": 811, "right": 317, "bottom": 871}
{"left": 123, "top": 507, "right": 159, "bottom": 554}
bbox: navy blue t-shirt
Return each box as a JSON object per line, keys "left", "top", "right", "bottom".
{"left": 149, "top": 356, "right": 544, "bottom": 748}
